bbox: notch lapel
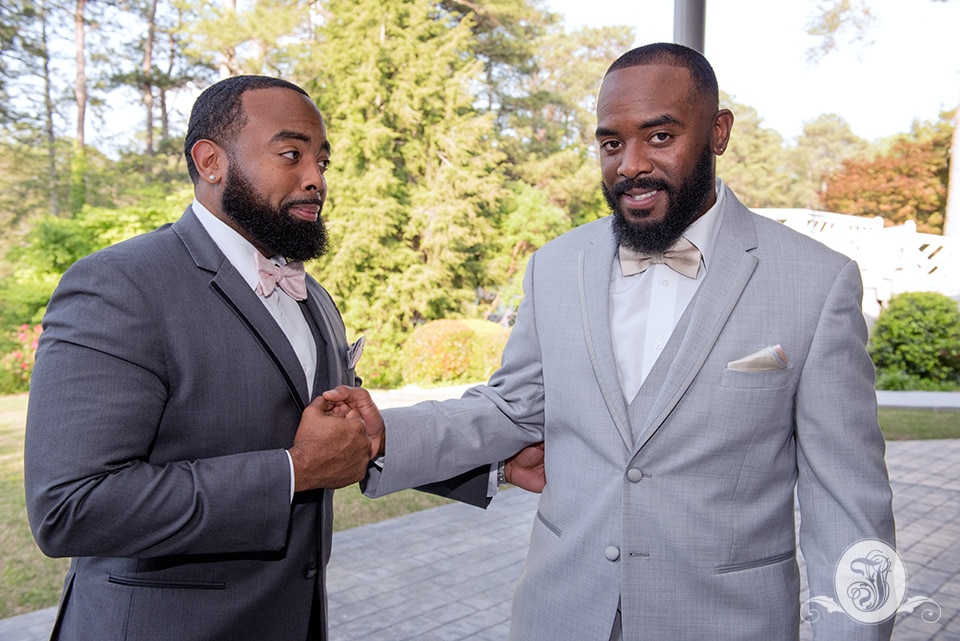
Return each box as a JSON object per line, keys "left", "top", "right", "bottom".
{"left": 300, "top": 287, "right": 345, "bottom": 394}
{"left": 173, "top": 208, "right": 312, "bottom": 411}
{"left": 578, "top": 225, "right": 634, "bottom": 451}
{"left": 632, "top": 202, "right": 760, "bottom": 453}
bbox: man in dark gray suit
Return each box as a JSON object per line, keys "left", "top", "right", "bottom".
{"left": 24, "top": 76, "right": 488, "bottom": 641}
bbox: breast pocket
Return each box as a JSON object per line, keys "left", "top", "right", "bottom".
{"left": 720, "top": 366, "right": 793, "bottom": 390}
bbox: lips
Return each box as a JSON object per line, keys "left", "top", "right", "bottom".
{"left": 287, "top": 202, "right": 322, "bottom": 222}
{"left": 621, "top": 188, "right": 660, "bottom": 210}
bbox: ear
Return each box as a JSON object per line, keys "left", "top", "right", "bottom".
{"left": 712, "top": 109, "right": 734, "bottom": 156}
{"left": 191, "top": 139, "right": 226, "bottom": 183}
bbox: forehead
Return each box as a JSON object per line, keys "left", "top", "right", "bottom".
{"left": 596, "top": 63, "right": 700, "bottom": 126}
{"left": 238, "top": 87, "right": 326, "bottom": 143}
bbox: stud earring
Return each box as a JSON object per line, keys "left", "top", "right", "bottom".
{"left": 209, "top": 174, "right": 216, "bottom": 181}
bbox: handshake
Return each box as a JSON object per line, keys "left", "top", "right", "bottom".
{"left": 287, "top": 386, "right": 544, "bottom": 493}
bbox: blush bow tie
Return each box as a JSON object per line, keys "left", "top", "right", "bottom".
{"left": 255, "top": 252, "right": 307, "bottom": 301}
{"left": 618, "top": 237, "right": 702, "bottom": 279}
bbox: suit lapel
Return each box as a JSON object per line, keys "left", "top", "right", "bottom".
{"left": 578, "top": 223, "right": 634, "bottom": 451}
{"left": 299, "top": 287, "right": 341, "bottom": 394}
{"left": 632, "top": 196, "right": 760, "bottom": 453}
{"left": 173, "top": 207, "right": 313, "bottom": 410}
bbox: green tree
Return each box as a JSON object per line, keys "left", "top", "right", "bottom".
{"left": 0, "top": 186, "right": 187, "bottom": 329}
{"left": 180, "top": 0, "right": 318, "bottom": 78}
{"left": 790, "top": 113, "right": 869, "bottom": 209}
{"left": 307, "top": 0, "right": 509, "bottom": 386}
{"left": 503, "top": 23, "right": 632, "bottom": 227}
{"left": 716, "top": 93, "right": 801, "bottom": 207}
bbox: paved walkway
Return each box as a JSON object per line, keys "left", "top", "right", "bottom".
{"left": 2, "top": 390, "right": 958, "bottom": 640}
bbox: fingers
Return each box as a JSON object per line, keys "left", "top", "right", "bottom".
{"left": 504, "top": 441, "right": 546, "bottom": 494}
{"left": 289, "top": 410, "right": 373, "bottom": 492}
{"left": 321, "top": 386, "right": 385, "bottom": 447}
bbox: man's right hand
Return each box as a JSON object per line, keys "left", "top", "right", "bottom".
{"left": 322, "top": 386, "right": 385, "bottom": 458}
{"left": 287, "top": 397, "right": 372, "bottom": 492}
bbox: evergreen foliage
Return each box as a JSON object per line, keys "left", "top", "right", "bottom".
{"left": 0, "top": 0, "right": 956, "bottom": 388}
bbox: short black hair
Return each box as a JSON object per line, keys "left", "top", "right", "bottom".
{"left": 183, "top": 75, "right": 310, "bottom": 183}
{"left": 606, "top": 43, "right": 719, "bottom": 106}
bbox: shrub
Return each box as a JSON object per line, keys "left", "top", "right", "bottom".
{"left": 0, "top": 324, "right": 42, "bottom": 394}
{"left": 869, "top": 291, "right": 960, "bottom": 390}
{"left": 402, "top": 319, "right": 509, "bottom": 386}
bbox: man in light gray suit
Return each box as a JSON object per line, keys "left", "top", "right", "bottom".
{"left": 327, "top": 44, "right": 896, "bottom": 640}
{"left": 24, "top": 76, "right": 490, "bottom": 641}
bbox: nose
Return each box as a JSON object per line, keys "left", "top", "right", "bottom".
{"left": 301, "top": 163, "right": 326, "bottom": 197}
{"left": 617, "top": 143, "right": 653, "bottom": 180}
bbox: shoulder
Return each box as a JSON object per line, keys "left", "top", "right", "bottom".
{"left": 721, "top": 190, "right": 852, "bottom": 272}
{"left": 536, "top": 217, "right": 613, "bottom": 258}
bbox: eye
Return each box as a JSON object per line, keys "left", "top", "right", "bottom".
{"left": 281, "top": 150, "right": 301, "bottom": 161}
{"left": 650, "top": 132, "right": 671, "bottom": 144}
{"left": 599, "top": 139, "right": 623, "bottom": 152}
{"left": 318, "top": 158, "right": 330, "bottom": 173}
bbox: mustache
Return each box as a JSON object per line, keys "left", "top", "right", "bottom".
{"left": 609, "top": 177, "right": 671, "bottom": 198}
{"left": 283, "top": 197, "right": 325, "bottom": 214}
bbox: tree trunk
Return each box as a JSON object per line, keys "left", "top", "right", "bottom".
{"left": 40, "top": 0, "right": 59, "bottom": 216}
{"left": 69, "top": 0, "right": 87, "bottom": 215}
{"left": 142, "top": 0, "right": 158, "bottom": 176}
{"left": 219, "top": 0, "right": 238, "bottom": 78}
{"left": 73, "top": 0, "right": 86, "bottom": 148}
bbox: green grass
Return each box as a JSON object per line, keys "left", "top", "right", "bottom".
{"left": 0, "top": 393, "right": 957, "bottom": 618}
{"left": 0, "top": 394, "right": 70, "bottom": 618}
{"left": 878, "top": 407, "right": 960, "bottom": 441}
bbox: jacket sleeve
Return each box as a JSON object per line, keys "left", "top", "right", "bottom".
{"left": 794, "top": 259, "right": 896, "bottom": 640}
{"left": 364, "top": 252, "right": 547, "bottom": 498}
{"left": 24, "top": 251, "right": 293, "bottom": 559}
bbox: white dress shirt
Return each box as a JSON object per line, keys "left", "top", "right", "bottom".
{"left": 611, "top": 179, "right": 727, "bottom": 402}
{"left": 193, "top": 200, "right": 316, "bottom": 500}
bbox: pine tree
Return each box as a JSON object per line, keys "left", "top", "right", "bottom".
{"left": 307, "top": 0, "right": 507, "bottom": 386}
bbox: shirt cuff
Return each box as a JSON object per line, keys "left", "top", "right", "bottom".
{"left": 487, "top": 464, "right": 500, "bottom": 497}
{"left": 286, "top": 450, "right": 295, "bottom": 503}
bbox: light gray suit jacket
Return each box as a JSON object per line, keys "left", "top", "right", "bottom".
{"left": 365, "top": 185, "right": 896, "bottom": 640}
{"left": 25, "top": 207, "right": 358, "bottom": 641}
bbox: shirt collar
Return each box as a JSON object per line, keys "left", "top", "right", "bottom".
{"left": 191, "top": 199, "right": 263, "bottom": 292}
{"left": 683, "top": 178, "right": 726, "bottom": 275}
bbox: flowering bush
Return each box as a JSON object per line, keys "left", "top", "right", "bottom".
{"left": 0, "top": 324, "right": 42, "bottom": 394}
{"left": 401, "top": 319, "right": 509, "bottom": 386}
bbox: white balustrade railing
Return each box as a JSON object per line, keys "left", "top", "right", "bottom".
{"left": 752, "top": 208, "right": 960, "bottom": 325}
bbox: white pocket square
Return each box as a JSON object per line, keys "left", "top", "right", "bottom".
{"left": 726, "top": 344, "right": 788, "bottom": 371}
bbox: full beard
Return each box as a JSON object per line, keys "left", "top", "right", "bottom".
{"left": 604, "top": 144, "right": 715, "bottom": 254}
{"left": 221, "top": 163, "right": 329, "bottom": 262}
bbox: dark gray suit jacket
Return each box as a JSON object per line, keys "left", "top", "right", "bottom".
{"left": 24, "top": 207, "right": 486, "bottom": 641}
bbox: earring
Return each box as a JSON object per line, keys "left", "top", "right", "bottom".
{"left": 209, "top": 174, "right": 216, "bottom": 181}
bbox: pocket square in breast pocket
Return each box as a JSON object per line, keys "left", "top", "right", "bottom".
{"left": 347, "top": 336, "right": 365, "bottom": 369}
{"left": 726, "top": 344, "right": 788, "bottom": 371}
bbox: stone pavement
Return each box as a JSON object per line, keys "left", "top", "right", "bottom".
{"left": 2, "top": 390, "right": 958, "bottom": 640}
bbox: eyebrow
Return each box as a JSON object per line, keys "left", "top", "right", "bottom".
{"left": 595, "top": 114, "right": 683, "bottom": 138}
{"left": 271, "top": 129, "right": 331, "bottom": 153}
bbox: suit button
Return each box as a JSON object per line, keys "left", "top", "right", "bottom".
{"left": 303, "top": 564, "right": 317, "bottom": 579}
{"left": 604, "top": 546, "right": 620, "bottom": 562}
{"left": 626, "top": 468, "right": 644, "bottom": 483}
